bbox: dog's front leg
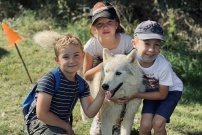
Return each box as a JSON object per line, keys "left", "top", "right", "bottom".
{"left": 121, "top": 100, "right": 141, "bottom": 135}
{"left": 101, "top": 104, "right": 118, "bottom": 135}
{"left": 120, "top": 114, "right": 135, "bottom": 135}
{"left": 101, "top": 117, "right": 114, "bottom": 135}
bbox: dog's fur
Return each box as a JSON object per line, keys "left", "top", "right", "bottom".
{"left": 33, "top": 31, "right": 145, "bottom": 134}
{"left": 81, "top": 48, "right": 145, "bottom": 135}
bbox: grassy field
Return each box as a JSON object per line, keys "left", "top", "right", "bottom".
{"left": 0, "top": 19, "right": 202, "bottom": 135}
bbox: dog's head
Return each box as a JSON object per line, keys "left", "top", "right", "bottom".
{"left": 101, "top": 48, "right": 143, "bottom": 98}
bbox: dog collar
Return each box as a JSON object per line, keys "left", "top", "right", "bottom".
{"left": 136, "top": 51, "right": 157, "bottom": 63}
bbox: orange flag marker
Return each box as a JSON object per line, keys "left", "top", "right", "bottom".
{"left": 1, "top": 22, "right": 33, "bottom": 83}
{"left": 2, "top": 22, "right": 22, "bottom": 47}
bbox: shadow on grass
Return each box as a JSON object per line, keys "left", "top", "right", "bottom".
{"left": 186, "top": 131, "right": 202, "bottom": 135}
{"left": 130, "top": 130, "right": 202, "bottom": 135}
{"left": 180, "top": 85, "right": 202, "bottom": 105}
{"left": 0, "top": 47, "right": 9, "bottom": 59}
{"left": 131, "top": 128, "right": 139, "bottom": 135}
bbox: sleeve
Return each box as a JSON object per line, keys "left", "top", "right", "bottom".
{"left": 84, "top": 38, "right": 96, "bottom": 56}
{"left": 79, "top": 80, "right": 90, "bottom": 98}
{"left": 159, "top": 63, "right": 174, "bottom": 86}
{"left": 126, "top": 36, "right": 134, "bottom": 54}
{"left": 36, "top": 72, "right": 55, "bottom": 96}
{"left": 121, "top": 33, "right": 134, "bottom": 54}
{"left": 84, "top": 37, "right": 103, "bottom": 58}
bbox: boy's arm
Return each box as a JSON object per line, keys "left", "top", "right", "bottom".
{"left": 130, "top": 85, "right": 169, "bottom": 100}
{"left": 80, "top": 88, "right": 105, "bottom": 118}
{"left": 109, "top": 85, "right": 169, "bottom": 104}
{"left": 36, "top": 92, "right": 74, "bottom": 135}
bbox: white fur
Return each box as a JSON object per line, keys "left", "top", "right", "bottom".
{"left": 81, "top": 48, "right": 145, "bottom": 135}
{"left": 33, "top": 30, "right": 61, "bottom": 50}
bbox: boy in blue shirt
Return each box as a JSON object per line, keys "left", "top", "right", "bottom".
{"left": 27, "top": 33, "right": 105, "bottom": 135}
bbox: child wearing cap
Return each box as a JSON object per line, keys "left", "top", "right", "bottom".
{"left": 128, "top": 20, "right": 183, "bottom": 135}
{"left": 83, "top": 1, "right": 134, "bottom": 135}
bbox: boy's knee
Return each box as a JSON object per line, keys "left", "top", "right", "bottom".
{"left": 139, "top": 121, "right": 152, "bottom": 135}
{"left": 152, "top": 119, "right": 166, "bottom": 131}
{"left": 141, "top": 120, "right": 152, "bottom": 131}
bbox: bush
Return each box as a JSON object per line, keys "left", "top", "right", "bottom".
{"left": 161, "top": 9, "right": 202, "bottom": 86}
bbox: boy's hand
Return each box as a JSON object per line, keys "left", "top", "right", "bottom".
{"left": 107, "top": 92, "right": 139, "bottom": 104}
{"left": 66, "top": 128, "right": 74, "bottom": 135}
{"left": 108, "top": 97, "right": 130, "bottom": 104}
{"left": 64, "top": 124, "right": 74, "bottom": 135}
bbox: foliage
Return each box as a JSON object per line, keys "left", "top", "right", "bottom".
{"left": 0, "top": 1, "right": 202, "bottom": 134}
{"left": 2, "top": 10, "right": 57, "bottom": 38}
{"left": 157, "top": 0, "right": 202, "bottom": 17}
{"left": 66, "top": 18, "right": 91, "bottom": 45}
{"left": 161, "top": 9, "right": 202, "bottom": 86}
{"left": 0, "top": 0, "right": 22, "bottom": 21}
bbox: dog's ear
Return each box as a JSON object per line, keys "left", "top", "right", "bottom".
{"left": 126, "top": 49, "right": 136, "bottom": 63}
{"left": 103, "top": 48, "right": 114, "bottom": 62}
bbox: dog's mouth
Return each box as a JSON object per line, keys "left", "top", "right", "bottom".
{"left": 105, "top": 82, "right": 123, "bottom": 99}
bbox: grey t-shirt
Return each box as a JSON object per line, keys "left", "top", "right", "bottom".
{"left": 84, "top": 33, "right": 134, "bottom": 58}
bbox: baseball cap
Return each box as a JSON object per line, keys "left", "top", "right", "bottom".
{"left": 90, "top": 2, "right": 117, "bottom": 24}
{"left": 134, "top": 20, "right": 165, "bottom": 41}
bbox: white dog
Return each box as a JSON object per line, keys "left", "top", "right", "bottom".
{"left": 81, "top": 48, "right": 145, "bottom": 135}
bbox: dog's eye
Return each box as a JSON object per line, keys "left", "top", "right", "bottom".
{"left": 116, "top": 72, "right": 121, "bottom": 75}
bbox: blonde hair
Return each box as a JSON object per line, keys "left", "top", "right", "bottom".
{"left": 33, "top": 31, "right": 83, "bottom": 57}
{"left": 54, "top": 34, "right": 83, "bottom": 57}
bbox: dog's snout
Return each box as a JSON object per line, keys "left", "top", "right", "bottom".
{"left": 102, "top": 83, "right": 109, "bottom": 90}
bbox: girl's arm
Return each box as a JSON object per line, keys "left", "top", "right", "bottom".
{"left": 80, "top": 88, "right": 105, "bottom": 118}
{"left": 36, "top": 92, "right": 74, "bottom": 135}
{"left": 83, "top": 52, "right": 102, "bottom": 81}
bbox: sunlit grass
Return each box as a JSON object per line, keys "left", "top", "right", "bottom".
{"left": 0, "top": 11, "right": 202, "bottom": 135}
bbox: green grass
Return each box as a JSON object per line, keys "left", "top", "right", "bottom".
{"left": 0, "top": 14, "right": 202, "bottom": 135}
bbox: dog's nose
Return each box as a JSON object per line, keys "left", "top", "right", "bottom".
{"left": 102, "top": 84, "right": 109, "bottom": 90}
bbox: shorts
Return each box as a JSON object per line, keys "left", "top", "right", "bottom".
{"left": 142, "top": 91, "right": 182, "bottom": 123}
{"left": 27, "top": 119, "right": 67, "bottom": 135}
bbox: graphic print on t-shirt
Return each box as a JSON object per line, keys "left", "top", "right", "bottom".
{"left": 143, "top": 75, "right": 159, "bottom": 92}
